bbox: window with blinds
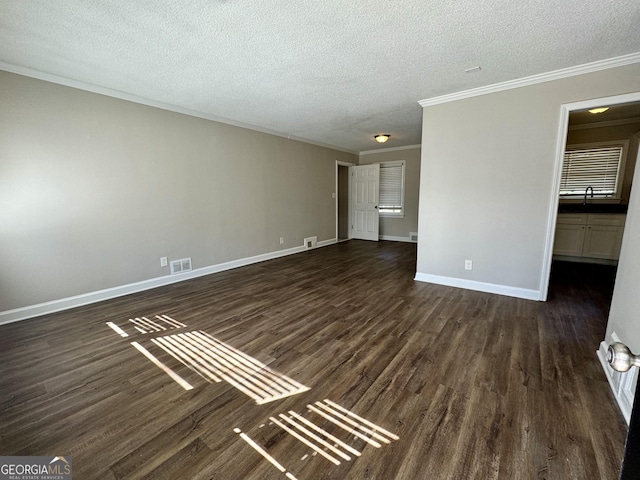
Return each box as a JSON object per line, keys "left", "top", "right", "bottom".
{"left": 560, "top": 143, "right": 625, "bottom": 197}
{"left": 379, "top": 161, "right": 405, "bottom": 216}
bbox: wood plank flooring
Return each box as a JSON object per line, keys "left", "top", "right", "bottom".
{"left": 0, "top": 241, "right": 628, "bottom": 479}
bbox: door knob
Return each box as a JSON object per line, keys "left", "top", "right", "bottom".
{"left": 608, "top": 342, "right": 640, "bottom": 372}
{"left": 609, "top": 341, "right": 640, "bottom": 480}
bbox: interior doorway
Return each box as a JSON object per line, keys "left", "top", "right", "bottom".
{"left": 336, "top": 161, "right": 354, "bottom": 241}
{"left": 542, "top": 92, "right": 640, "bottom": 432}
{"left": 552, "top": 100, "right": 640, "bottom": 269}
{"left": 541, "top": 92, "right": 640, "bottom": 301}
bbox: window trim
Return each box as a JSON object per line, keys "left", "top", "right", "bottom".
{"left": 560, "top": 140, "right": 629, "bottom": 202}
{"left": 378, "top": 160, "right": 406, "bottom": 218}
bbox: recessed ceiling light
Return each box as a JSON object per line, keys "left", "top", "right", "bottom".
{"left": 374, "top": 134, "right": 390, "bottom": 143}
{"left": 588, "top": 107, "right": 609, "bottom": 114}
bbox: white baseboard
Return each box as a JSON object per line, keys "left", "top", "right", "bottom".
{"left": 0, "top": 238, "right": 337, "bottom": 325}
{"left": 597, "top": 341, "right": 635, "bottom": 425}
{"left": 414, "top": 272, "right": 541, "bottom": 301}
{"left": 379, "top": 235, "right": 414, "bottom": 243}
{"left": 317, "top": 238, "right": 337, "bottom": 248}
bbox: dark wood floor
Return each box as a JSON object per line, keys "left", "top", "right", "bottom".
{"left": 0, "top": 241, "right": 628, "bottom": 479}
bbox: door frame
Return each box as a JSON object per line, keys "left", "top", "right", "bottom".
{"left": 539, "top": 91, "right": 640, "bottom": 300}
{"left": 336, "top": 160, "right": 355, "bottom": 241}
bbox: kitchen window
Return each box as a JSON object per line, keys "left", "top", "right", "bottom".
{"left": 560, "top": 141, "right": 628, "bottom": 199}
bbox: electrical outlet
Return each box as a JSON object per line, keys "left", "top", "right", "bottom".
{"left": 464, "top": 259, "right": 473, "bottom": 270}
{"left": 280, "top": 237, "right": 284, "bottom": 244}
{"left": 160, "top": 257, "right": 168, "bottom": 267}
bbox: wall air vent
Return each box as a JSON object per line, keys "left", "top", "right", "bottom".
{"left": 410, "top": 232, "right": 418, "bottom": 242}
{"left": 170, "top": 257, "right": 192, "bottom": 275}
{"left": 303, "top": 236, "right": 318, "bottom": 250}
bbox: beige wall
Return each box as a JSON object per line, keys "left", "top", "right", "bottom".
{"left": 418, "top": 63, "right": 640, "bottom": 296}
{"left": 358, "top": 147, "right": 420, "bottom": 239}
{"left": 566, "top": 121, "right": 640, "bottom": 205}
{"left": 0, "top": 71, "right": 356, "bottom": 313}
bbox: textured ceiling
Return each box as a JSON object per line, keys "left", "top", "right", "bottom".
{"left": 1, "top": 1, "right": 640, "bottom": 153}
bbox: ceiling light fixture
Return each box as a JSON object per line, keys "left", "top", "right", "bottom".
{"left": 374, "top": 134, "right": 390, "bottom": 143}
{"left": 588, "top": 107, "right": 609, "bottom": 114}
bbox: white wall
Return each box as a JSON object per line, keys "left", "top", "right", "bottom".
{"left": 0, "top": 71, "right": 356, "bottom": 317}
{"left": 596, "top": 129, "right": 640, "bottom": 423}
{"left": 359, "top": 146, "right": 420, "bottom": 240}
{"left": 416, "top": 63, "right": 640, "bottom": 299}
{"left": 606, "top": 133, "right": 640, "bottom": 353}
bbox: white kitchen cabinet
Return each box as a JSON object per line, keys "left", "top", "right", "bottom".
{"left": 583, "top": 224, "right": 625, "bottom": 259}
{"left": 554, "top": 223, "right": 586, "bottom": 256}
{"left": 554, "top": 213, "right": 626, "bottom": 261}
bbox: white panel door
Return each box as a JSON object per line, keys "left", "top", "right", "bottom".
{"left": 350, "top": 164, "right": 379, "bottom": 241}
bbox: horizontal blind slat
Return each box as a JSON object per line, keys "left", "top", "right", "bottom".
{"left": 379, "top": 164, "right": 403, "bottom": 210}
{"left": 560, "top": 145, "right": 622, "bottom": 196}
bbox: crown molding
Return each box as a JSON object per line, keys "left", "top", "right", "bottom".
{"left": 569, "top": 117, "right": 640, "bottom": 131}
{"left": 359, "top": 144, "right": 421, "bottom": 155}
{"left": 0, "top": 61, "right": 359, "bottom": 155}
{"left": 418, "top": 52, "right": 640, "bottom": 108}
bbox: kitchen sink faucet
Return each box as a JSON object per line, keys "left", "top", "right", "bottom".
{"left": 583, "top": 186, "right": 594, "bottom": 205}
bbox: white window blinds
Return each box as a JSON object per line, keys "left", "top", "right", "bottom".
{"left": 560, "top": 144, "right": 624, "bottom": 197}
{"left": 379, "top": 161, "right": 404, "bottom": 215}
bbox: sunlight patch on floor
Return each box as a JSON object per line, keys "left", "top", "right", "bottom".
{"left": 234, "top": 427, "right": 298, "bottom": 480}
{"left": 128, "top": 315, "right": 185, "bottom": 334}
{"left": 236, "top": 399, "right": 399, "bottom": 478}
{"left": 106, "top": 316, "right": 309, "bottom": 403}
{"left": 130, "top": 341, "right": 194, "bottom": 390}
{"left": 152, "top": 331, "right": 310, "bottom": 404}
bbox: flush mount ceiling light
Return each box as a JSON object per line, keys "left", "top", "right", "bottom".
{"left": 374, "top": 134, "right": 390, "bottom": 143}
{"left": 588, "top": 107, "right": 609, "bottom": 114}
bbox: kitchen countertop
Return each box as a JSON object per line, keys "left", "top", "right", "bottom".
{"left": 558, "top": 203, "right": 628, "bottom": 214}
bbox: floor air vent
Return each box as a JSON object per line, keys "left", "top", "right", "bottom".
{"left": 170, "top": 257, "right": 192, "bottom": 275}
